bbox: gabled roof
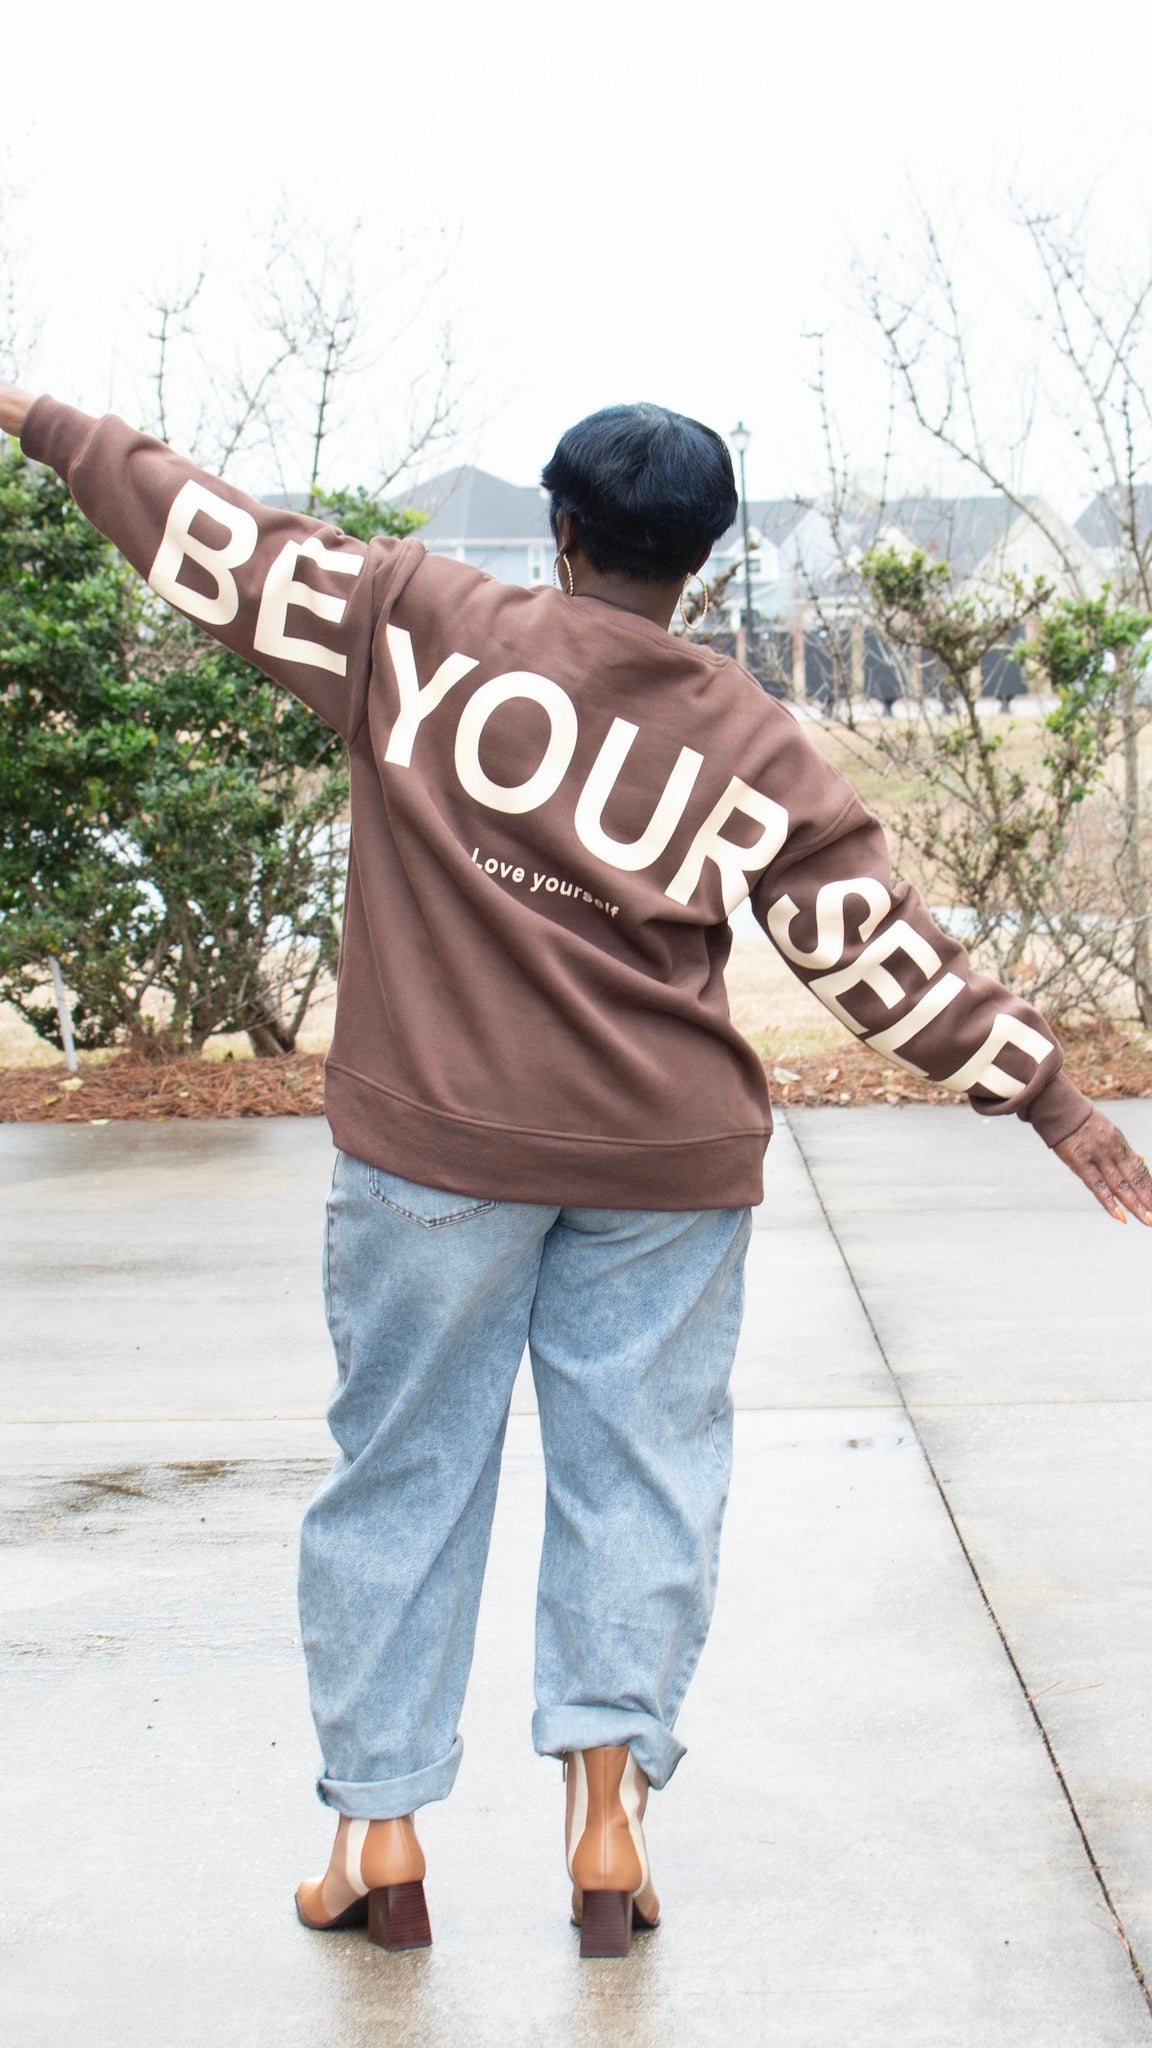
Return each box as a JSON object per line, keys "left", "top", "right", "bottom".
{"left": 401, "top": 473, "right": 815, "bottom": 553}
{"left": 712, "top": 499, "right": 813, "bottom": 553}
{"left": 857, "top": 497, "right": 1032, "bottom": 577}
{"left": 398, "top": 466, "right": 554, "bottom": 543}
{"left": 1075, "top": 486, "right": 1152, "bottom": 549}
{"left": 269, "top": 469, "right": 816, "bottom": 556}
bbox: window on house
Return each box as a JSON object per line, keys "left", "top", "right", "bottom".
{"left": 527, "top": 545, "right": 548, "bottom": 584}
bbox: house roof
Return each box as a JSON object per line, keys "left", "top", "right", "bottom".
{"left": 398, "top": 466, "right": 554, "bottom": 543}
{"left": 1075, "top": 486, "right": 1152, "bottom": 549}
{"left": 400, "top": 473, "right": 814, "bottom": 556}
{"left": 712, "top": 500, "right": 811, "bottom": 553}
{"left": 269, "top": 469, "right": 813, "bottom": 558}
{"left": 857, "top": 497, "right": 1031, "bottom": 577}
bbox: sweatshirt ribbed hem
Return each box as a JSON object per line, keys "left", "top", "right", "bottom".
{"left": 324, "top": 1062, "right": 770, "bottom": 1210}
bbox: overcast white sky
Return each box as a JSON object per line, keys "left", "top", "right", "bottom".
{"left": 5, "top": 0, "right": 1152, "bottom": 512}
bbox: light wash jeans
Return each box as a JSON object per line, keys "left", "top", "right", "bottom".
{"left": 298, "top": 1152, "right": 752, "bottom": 1819}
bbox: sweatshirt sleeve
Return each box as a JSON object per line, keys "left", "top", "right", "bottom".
{"left": 750, "top": 783, "right": 1093, "bottom": 1149}
{"left": 20, "top": 396, "right": 420, "bottom": 740}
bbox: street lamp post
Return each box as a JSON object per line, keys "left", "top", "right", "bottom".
{"left": 729, "top": 421, "right": 756, "bottom": 659}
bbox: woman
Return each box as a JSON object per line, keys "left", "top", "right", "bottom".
{"left": 2, "top": 381, "right": 1147, "bottom": 1960}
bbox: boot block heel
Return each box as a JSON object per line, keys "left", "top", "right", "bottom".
{"left": 367, "top": 1880, "right": 432, "bottom": 1951}
{"left": 579, "top": 1889, "right": 632, "bottom": 1959}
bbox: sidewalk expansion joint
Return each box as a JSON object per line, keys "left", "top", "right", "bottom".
{"left": 784, "top": 1111, "right": 1152, "bottom": 2027}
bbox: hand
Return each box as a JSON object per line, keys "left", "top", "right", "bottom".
{"left": 0, "top": 381, "right": 35, "bottom": 436}
{"left": 1054, "top": 1106, "right": 1152, "bottom": 1225}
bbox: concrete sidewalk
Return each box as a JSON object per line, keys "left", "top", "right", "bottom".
{"left": 1, "top": 1108, "right": 1150, "bottom": 2046}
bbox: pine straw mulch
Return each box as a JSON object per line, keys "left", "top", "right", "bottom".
{"left": 767, "top": 1016, "right": 1151, "bottom": 1111}
{"left": 1, "top": 1019, "right": 1149, "bottom": 1124}
{"left": 0, "top": 1053, "right": 327, "bottom": 1123}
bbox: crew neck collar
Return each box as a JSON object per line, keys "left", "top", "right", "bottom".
{"left": 565, "top": 592, "right": 680, "bottom": 645}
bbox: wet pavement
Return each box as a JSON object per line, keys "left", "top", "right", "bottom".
{"left": 2, "top": 1107, "right": 1151, "bottom": 2045}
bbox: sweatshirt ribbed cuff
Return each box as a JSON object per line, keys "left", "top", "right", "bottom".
{"left": 20, "top": 394, "right": 99, "bottom": 478}
{"left": 1021, "top": 1067, "right": 1094, "bottom": 1148}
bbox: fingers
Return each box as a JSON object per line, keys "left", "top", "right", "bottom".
{"left": 1058, "top": 1144, "right": 1123, "bottom": 1220}
{"left": 1109, "top": 1151, "right": 1152, "bottom": 1226}
{"left": 1087, "top": 1165, "right": 1126, "bottom": 1223}
{"left": 1055, "top": 1116, "right": 1152, "bottom": 1225}
{"left": 1080, "top": 1137, "right": 1152, "bottom": 1225}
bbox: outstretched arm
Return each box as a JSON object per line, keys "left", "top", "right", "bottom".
{"left": 0, "top": 381, "right": 416, "bottom": 739}
{"left": 752, "top": 772, "right": 1152, "bottom": 1228}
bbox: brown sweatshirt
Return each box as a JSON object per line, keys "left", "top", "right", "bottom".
{"left": 21, "top": 398, "right": 1093, "bottom": 1207}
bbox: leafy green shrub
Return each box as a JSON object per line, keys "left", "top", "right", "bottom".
{"left": 0, "top": 442, "right": 419, "bottom": 1055}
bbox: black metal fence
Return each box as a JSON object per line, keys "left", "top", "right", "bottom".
{"left": 699, "top": 625, "right": 1028, "bottom": 710}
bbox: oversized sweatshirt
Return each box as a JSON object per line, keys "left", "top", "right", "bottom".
{"left": 21, "top": 398, "right": 1093, "bottom": 1207}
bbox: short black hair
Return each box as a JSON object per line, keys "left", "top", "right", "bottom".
{"left": 541, "top": 403, "right": 738, "bottom": 584}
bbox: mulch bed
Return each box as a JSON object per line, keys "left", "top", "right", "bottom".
{"left": 1, "top": 1020, "right": 1149, "bottom": 1123}
{"left": 766, "top": 1017, "right": 1152, "bottom": 1110}
{"left": 0, "top": 1053, "right": 327, "bottom": 1123}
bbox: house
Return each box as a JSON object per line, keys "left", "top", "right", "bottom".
{"left": 397, "top": 466, "right": 557, "bottom": 589}
{"left": 1074, "top": 487, "right": 1152, "bottom": 590}
{"left": 699, "top": 500, "right": 838, "bottom": 624}
{"left": 860, "top": 496, "right": 1102, "bottom": 604}
{"left": 821, "top": 495, "right": 1105, "bottom": 706}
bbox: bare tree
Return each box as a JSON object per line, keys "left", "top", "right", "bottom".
{"left": 128, "top": 206, "right": 474, "bottom": 1055}
{"left": 147, "top": 273, "right": 206, "bottom": 447}
{"left": 0, "top": 179, "right": 40, "bottom": 385}
{"left": 810, "top": 202, "right": 1152, "bottom": 1025}
{"left": 145, "top": 203, "right": 468, "bottom": 504}
{"left": 257, "top": 209, "right": 365, "bottom": 509}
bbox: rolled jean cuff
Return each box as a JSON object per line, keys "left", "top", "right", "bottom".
{"left": 317, "top": 1735, "right": 463, "bottom": 1818}
{"left": 532, "top": 1706, "right": 685, "bottom": 1790}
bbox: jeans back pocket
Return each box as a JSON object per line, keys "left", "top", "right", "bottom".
{"left": 366, "top": 1164, "right": 498, "bottom": 1229}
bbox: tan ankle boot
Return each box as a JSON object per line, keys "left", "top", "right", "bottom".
{"left": 295, "top": 1813, "right": 431, "bottom": 1950}
{"left": 565, "top": 1745, "right": 661, "bottom": 1958}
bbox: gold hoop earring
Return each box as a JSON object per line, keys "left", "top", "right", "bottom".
{"left": 554, "top": 549, "right": 575, "bottom": 596}
{"left": 679, "top": 575, "right": 709, "bottom": 632}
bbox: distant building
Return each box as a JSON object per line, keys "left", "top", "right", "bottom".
{"left": 1074, "top": 487, "right": 1152, "bottom": 586}
{"left": 858, "top": 495, "right": 1102, "bottom": 604}
{"left": 274, "top": 470, "right": 1105, "bottom": 617}
{"left": 699, "top": 501, "right": 838, "bottom": 624}
{"left": 398, "top": 467, "right": 557, "bottom": 589}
